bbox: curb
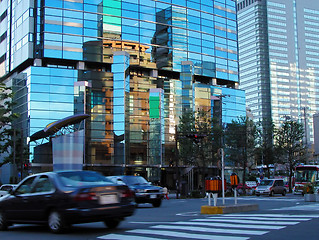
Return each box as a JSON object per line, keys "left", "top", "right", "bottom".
{"left": 201, "top": 204, "right": 259, "bottom": 214}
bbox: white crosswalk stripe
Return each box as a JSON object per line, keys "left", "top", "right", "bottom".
{"left": 272, "top": 204, "right": 319, "bottom": 211}
{"left": 151, "top": 224, "right": 268, "bottom": 235}
{"left": 169, "top": 221, "right": 286, "bottom": 230}
{"left": 193, "top": 218, "right": 300, "bottom": 225}
{"left": 127, "top": 229, "right": 249, "bottom": 240}
{"left": 97, "top": 214, "right": 318, "bottom": 240}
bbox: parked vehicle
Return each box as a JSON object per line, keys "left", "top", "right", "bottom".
{"left": 107, "top": 175, "right": 164, "bottom": 207}
{"left": 255, "top": 179, "right": 287, "bottom": 196}
{"left": 293, "top": 165, "right": 319, "bottom": 194}
{"left": 0, "top": 184, "right": 17, "bottom": 197}
{"left": 236, "top": 182, "right": 257, "bottom": 195}
{"left": 0, "top": 170, "right": 136, "bottom": 233}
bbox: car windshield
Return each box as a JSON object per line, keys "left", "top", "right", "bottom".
{"left": 121, "top": 176, "right": 149, "bottom": 185}
{"left": 58, "top": 171, "right": 113, "bottom": 187}
{"left": 259, "top": 180, "right": 274, "bottom": 186}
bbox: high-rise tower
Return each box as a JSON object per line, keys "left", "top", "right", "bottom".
{"left": 238, "top": 0, "right": 319, "bottom": 151}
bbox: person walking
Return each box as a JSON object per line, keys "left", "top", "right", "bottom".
{"left": 163, "top": 186, "right": 169, "bottom": 200}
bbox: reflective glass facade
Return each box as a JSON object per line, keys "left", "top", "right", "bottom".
{"left": 238, "top": 0, "right": 319, "bottom": 148}
{"left": 1, "top": 0, "right": 245, "bottom": 181}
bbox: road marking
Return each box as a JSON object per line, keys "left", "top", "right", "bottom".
{"left": 127, "top": 229, "right": 249, "bottom": 240}
{"left": 208, "top": 216, "right": 311, "bottom": 221}
{"left": 234, "top": 197, "right": 300, "bottom": 202}
{"left": 151, "top": 224, "right": 268, "bottom": 235}
{"left": 98, "top": 234, "right": 166, "bottom": 240}
{"left": 98, "top": 214, "right": 319, "bottom": 240}
{"left": 193, "top": 218, "right": 299, "bottom": 225}
{"left": 129, "top": 221, "right": 173, "bottom": 224}
{"left": 272, "top": 204, "right": 319, "bottom": 211}
{"left": 173, "top": 221, "right": 286, "bottom": 230}
{"left": 176, "top": 211, "right": 200, "bottom": 216}
{"left": 227, "top": 214, "right": 319, "bottom": 218}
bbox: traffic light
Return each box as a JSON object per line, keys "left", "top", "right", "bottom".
{"left": 194, "top": 134, "right": 199, "bottom": 143}
{"left": 23, "top": 162, "right": 31, "bottom": 170}
{"left": 185, "top": 133, "right": 205, "bottom": 143}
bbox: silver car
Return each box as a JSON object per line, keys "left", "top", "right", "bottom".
{"left": 255, "top": 179, "right": 287, "bottom": 196}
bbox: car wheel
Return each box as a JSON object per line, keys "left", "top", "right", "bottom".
{"left": 48, "top": 210, "right": 67, "bottom": 233}
{"left": 269, "top": 191, "right": 274, "bottom": 197}
{"left": 282, "top": 190, "right": 286, "bottom": 196}
{"left": 256, "top": 194, "right": 260, "bottom": 197}
{"left": 104, "top": 219, "right": 121, "bottom": 229}
{"left": 152, "top": 199, "right": 162, "bottom": 208}
{"left": 0, "top": 210, "right": 8, "bottom": 231}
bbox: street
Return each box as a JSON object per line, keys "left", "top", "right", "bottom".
{"left": 1, "top": 193, "right": 319, "bottom": 240}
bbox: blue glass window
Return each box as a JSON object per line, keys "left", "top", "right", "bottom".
{"left": 122, "top": 9, "right": 138, "bottom": 18}
{"left": 187, "top": 1, "right": 200, "bottom": 9}
{"left": 63, "top": 26, "right": 83, "bottom": 35}
{"left": 63, "top": 10, "right": 83, "bottom": 19}
{"left": 64, "top": 2, "right": 83, "bottom": 11}
{"left": 45, "top": 24, "right": 63, "bottom": 33}
{"left": 122, "top": 2, "right": 139, "bottom": 11}
{"left": 44, "top": 0, "right": 62, "bottom": 8}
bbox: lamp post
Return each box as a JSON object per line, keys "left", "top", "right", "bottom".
{"left": 216, "top": 94, "right": 229, "bottom": 205}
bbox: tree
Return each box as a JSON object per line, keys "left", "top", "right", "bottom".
{"left": 0, "top": 83, "right": 24, "bottom": 169}
{"left": 255, "top": 119, "right": 275, "bottom": 178}
{"left": 274, "top": 119, "right": 305, "bottom": 192}
{"left": 224, "top": 116, "right": 257, "bottom": 192}
{"left": 177, "top": 109, "right": 222, "bottom": 192}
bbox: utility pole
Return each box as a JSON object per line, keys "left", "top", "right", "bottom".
{"left": 20, "top": 130, "right": 24, "bottom": 180}
{"left": 304, "top": 107, "right": 308, "bottom": 164}
{"left": 175, "top": 125, "right": 180, "bottom": 199}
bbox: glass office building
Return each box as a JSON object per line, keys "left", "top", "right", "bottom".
{"left": 0, "top": 0, "right": 245, "bottom": 184}
{"left": 237, "top": 0, "right": 319, "bottom": 151}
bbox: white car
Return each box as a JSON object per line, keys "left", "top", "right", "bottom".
{"left": 0, "top": 184, "right": 17, "bottom": 197}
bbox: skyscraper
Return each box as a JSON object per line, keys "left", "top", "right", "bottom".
{"left": 0, "top": 0, "right": 245, "bottom": 184}
{"left": 237, "top": 0, "right": 319, "bottom": 152}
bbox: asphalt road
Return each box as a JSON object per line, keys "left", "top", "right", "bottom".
{"left": 1, "top": 193, "right": 319, "bottom": 240}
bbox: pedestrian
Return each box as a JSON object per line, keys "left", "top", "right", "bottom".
{"left": 163, "top": 186, "right": 169, "bottom": 200}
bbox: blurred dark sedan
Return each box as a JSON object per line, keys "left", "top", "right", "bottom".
{"left": 107, "top": 175, "right": 164, "bottom": 207}
{"left": 0, "top": 170, "right": 136, "bottom": 233}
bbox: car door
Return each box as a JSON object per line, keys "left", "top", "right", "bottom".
{"left": 272, "top": 180, "right": 279, "bottom": 193}
{"left": 5, "top": 176, "right": 37, "bottom": 221}
{"left": 277, "top": 180, "right": 284, "bottom": 193}
{"left": 24, "top": 175, "right": 56, "bottom": 221}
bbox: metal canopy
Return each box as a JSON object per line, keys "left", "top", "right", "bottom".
{"left": 30, "top": 114, "right": 90, "bottom": 142}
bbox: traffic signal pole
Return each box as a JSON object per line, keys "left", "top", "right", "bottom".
{"left": 221, "top": 148, "right": 225, "bottom": 205}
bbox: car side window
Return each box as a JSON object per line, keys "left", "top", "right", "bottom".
{"left": 33, "top": 176, "right": 54, "bottom": 193}
{"left": 15, "top": 177, "right": 36, "bottom": 195}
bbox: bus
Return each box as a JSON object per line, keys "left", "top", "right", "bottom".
{"left": 293, "top": 165, "right": 319, "bottom": 194}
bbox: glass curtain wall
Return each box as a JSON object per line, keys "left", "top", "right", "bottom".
{"left": 1, "top": 0, "right": 246, "bottom": 183}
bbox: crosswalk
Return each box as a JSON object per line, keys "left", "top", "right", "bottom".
{"left": 97, "top": 214, "right": 319, "bottom": 240}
